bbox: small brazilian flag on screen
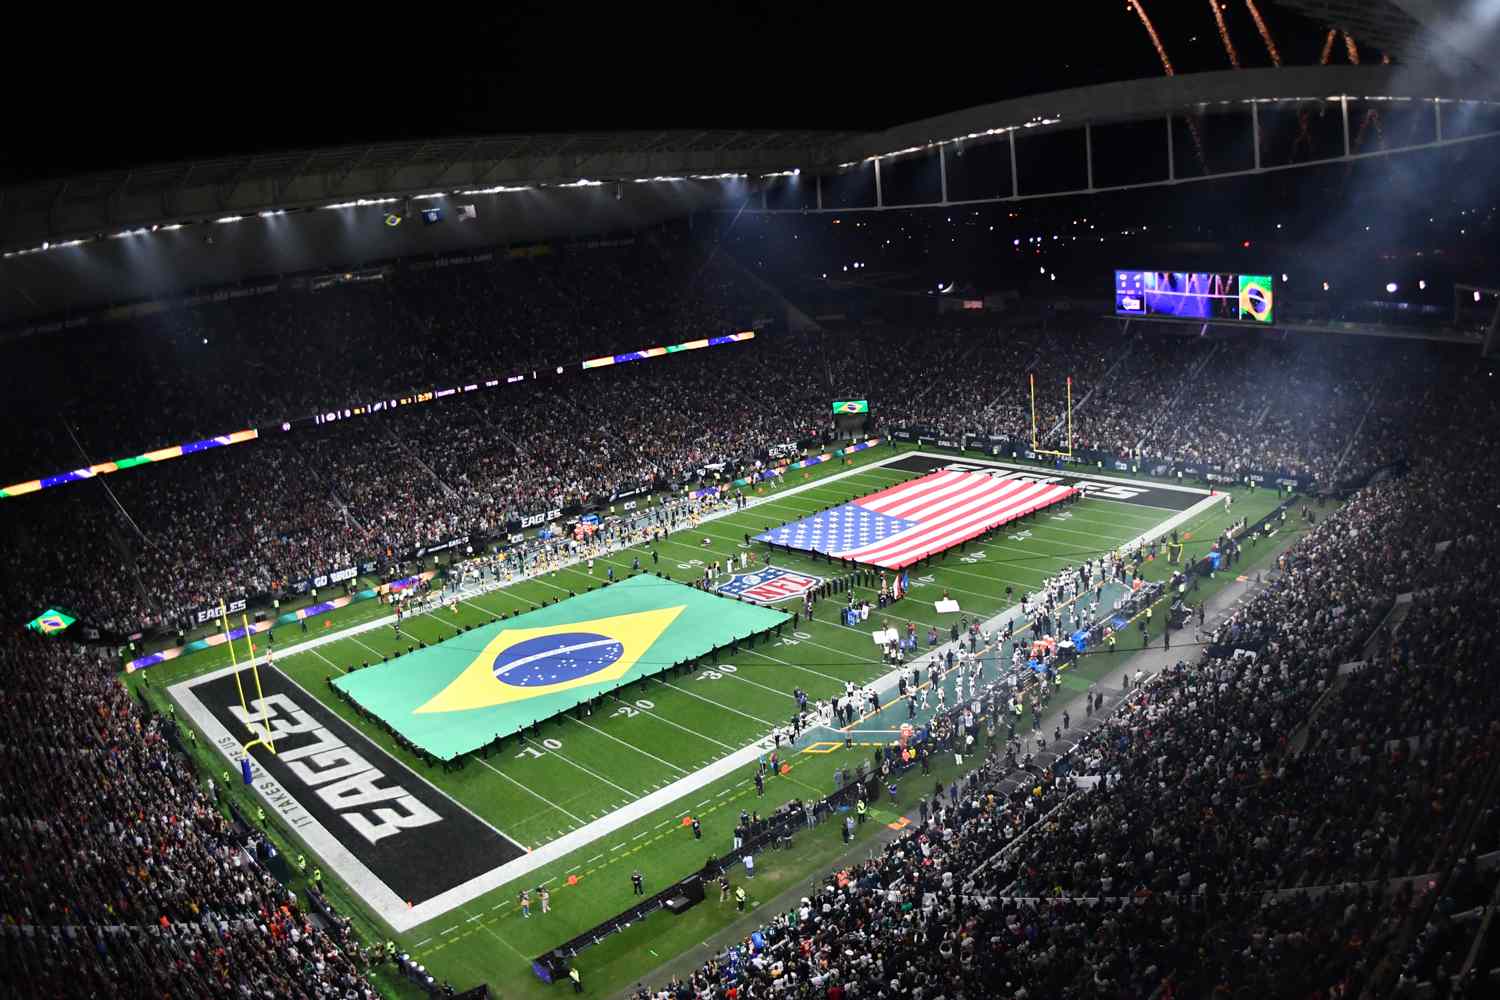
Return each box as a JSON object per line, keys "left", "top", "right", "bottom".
{"left": 26, "top": 609, "right": 76, "bottom": 635}
{"left": 1238, "top": 274, "right": 1274, "bottom": 324}
{"left": 833, "top": 399, "right": 869, "bottom": 414}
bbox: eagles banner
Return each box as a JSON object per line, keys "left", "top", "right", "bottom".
{"left": 332, "top": 575, "right": 787, "bottom": 759}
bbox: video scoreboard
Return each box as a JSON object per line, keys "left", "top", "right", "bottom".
{"left": 1114, "top": 270, "right": 1274, "bottom": 324}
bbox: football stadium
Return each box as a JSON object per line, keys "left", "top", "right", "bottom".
{"left": 6, "top": 5, "right": 1500, "bottom": 999}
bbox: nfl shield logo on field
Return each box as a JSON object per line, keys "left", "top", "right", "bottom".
{"left": 717, "top": 567, "right": 823, "bottom": 605}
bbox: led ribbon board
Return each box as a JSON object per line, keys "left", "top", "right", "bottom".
{"left": 0, "top": 430, "right": 259, "bottom": 499}
{"left": 5, "top": 328, "right": 759, "bottom": 500}
{"left": 581, "top": 331, "right": 755, "bottom": 370}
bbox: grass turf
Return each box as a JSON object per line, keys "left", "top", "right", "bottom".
{"left": 128, "top": 443, "right": 1290, "bottom": 997}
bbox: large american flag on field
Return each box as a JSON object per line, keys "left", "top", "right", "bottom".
{"left": 756, "top": 470, "right": 1076, "bottom": 570}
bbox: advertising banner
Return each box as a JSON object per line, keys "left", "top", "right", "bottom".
{"left": 191, "top": 596, "right": 248, "bottom": 626}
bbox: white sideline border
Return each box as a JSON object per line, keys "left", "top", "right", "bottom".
{"left": 910, "top": 451, "right": 1212, "bottom": 494}
{"left": 166, "top": 448, "right": 1222, "bottom": 933}
{"left": 161, "top": 450, "right": 902, "bottom": 933}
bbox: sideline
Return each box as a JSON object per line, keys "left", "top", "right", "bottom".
{"left": 164, "top": 449, "right": 1219, "bottom": 933}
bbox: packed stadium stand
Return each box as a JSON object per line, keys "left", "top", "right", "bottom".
{"left": 0, "top": 635, "right": 385, "bottom": 998}
{"left": 623, "top": 363, "right": 1500, "bottom": 1000}
{"left": 3, "top": 196, "right": 1499, "bottom": 1000}
{"left": 0, "top": 246, "right": 1470, "bottom": 642}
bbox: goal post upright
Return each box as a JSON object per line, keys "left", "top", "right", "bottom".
{"left": 1029, "top": 372, "right": 1075, "bottom": 459}
{"left": 1029, "top": 373, "right": 1038, "bottom": 450}
{"left": 219, "top": 601, "right": 276, "bottom": 756}
{"left": 241, "top": 612, "right": 276, "bottom": 755}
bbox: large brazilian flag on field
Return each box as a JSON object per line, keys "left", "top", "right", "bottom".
{"left": 333, "top": 575, "right": 787, "bottom": 759}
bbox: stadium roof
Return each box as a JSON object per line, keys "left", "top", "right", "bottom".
{"left": 0, "top": 129, "right": 856, "bottom": 252}
{"left": 830, "top": 63, "right": 1492, "bottom": 166}
{"left": 2, "top": 64, "right": 1490, "bottom": 255}
{"left": 1, "top": 63, "right": 1495, "bottom": 326}
{"left": 1276, "top": 1, "right": 1500, "bottom": 78}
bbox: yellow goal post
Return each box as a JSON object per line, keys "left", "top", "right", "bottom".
{"left": 1028, "top": 373, "right": 1074, "bottom": 459}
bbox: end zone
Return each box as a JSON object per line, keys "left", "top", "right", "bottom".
{"left": 171, "top": 660, "right": 519, "bottom": 932}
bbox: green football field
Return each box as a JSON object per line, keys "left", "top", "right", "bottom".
{"left": 136, "top": 444, "right": 1288, "bottom": 998}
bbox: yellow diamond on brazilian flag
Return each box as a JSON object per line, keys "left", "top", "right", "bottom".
{"left": 416, "top": 605, "right": 685, "bottom": 713}
{"left": 330, "top": 575, "right": 790, "bottom": 760}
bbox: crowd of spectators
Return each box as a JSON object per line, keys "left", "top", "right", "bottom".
{"left": 629, "top": 377, "right": 1500, "bottom": 999}
{"left": 0, "top": 635, "right": 381, "bottom": 998}
{"left": 0, "top": 237, "right": 1480, "bottom": 645}
{"left": 0, "top": 233, "right": 771, "bottom": 484}
{"left": 4, "top": 230, "right": 1500, "bottom": 996}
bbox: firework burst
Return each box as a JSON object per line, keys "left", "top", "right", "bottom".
{"left": 1128, "top": 0, "right": 1209, "bottom": 171}
{"left": 1211, "top": 0, "right": 1241, "bottom": 67}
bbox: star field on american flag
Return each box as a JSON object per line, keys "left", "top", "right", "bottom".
{"left": 759, "top": 505, "right": 920, "bottom": 555}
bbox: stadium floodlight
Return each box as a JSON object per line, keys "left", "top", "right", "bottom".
{"left": 1419, "top": 280, "right": 1427, "bottom": 290}
{"left": 1476, "top": 290, "right": 1484, "bottom": 302}
{"left": 258, "top": 209, "right": 284, "bottom": 218}
{"left": 459, "top": 185, "right": 537, "bottom": 194}
{"left": 412, "top": 192, "right": 447, "bottom": 200}
{"left": 161, "top": 223, "right": 184, "bottom": 231}
{"left": 1386, "top": 282, "right": 1398, "bottom": 293}
{"left": 216, "top": 215, "right": 243, "bottom": 224}
{"left": 555, "top": 178, "right": 604, "bottom": 187}
{"left": 323, "top": 197, "right": 398, "bottom": 209}
{"left": 1281, "top": 273, "right": 1288, "bottom": 282}
{"left": 1322, "top": 281, "right": 1330, "bottom": 291}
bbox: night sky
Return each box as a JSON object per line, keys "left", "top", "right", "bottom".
{"left": 6, "top": 2, "right": 1342, "bottom": 183}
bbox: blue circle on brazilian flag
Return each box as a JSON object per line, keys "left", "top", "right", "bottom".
{"left": 1240, "top": 281, "right": 1272, "bottom": 322}
{"left": 493, "top": 632, "right": 625, "bottom": 687}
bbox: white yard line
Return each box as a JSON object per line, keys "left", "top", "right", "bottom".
{"left": 660, "top": 678, "right": 778, "bottom": 727}
{"left": 714, "top": 664, "right": 801, "bottom": 701}
{"left": 169, "top": 449, "right": 1216, "bottom": 934}
{"left": 521, "top": 736, "right": 641, "bottom": 800}
{"left": 738, "top": 647, "right": 856, "bottom": 689}
{"left": 475, "top": 755, "right": 586, "bottom": 826}
{"left": 563, "top": 715, "right": 689, "bottom": 775}
{"left": 347, "top": 634, "right": 385, "bottom": 660}
{"left": 463, "top": 598, "right": 501, "bottom": 620}
{"left": 306, "top": 646, "right": 347, "bottom": 674}
{"left": 611, "top": 698, "right": 739, "bottom": 752}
